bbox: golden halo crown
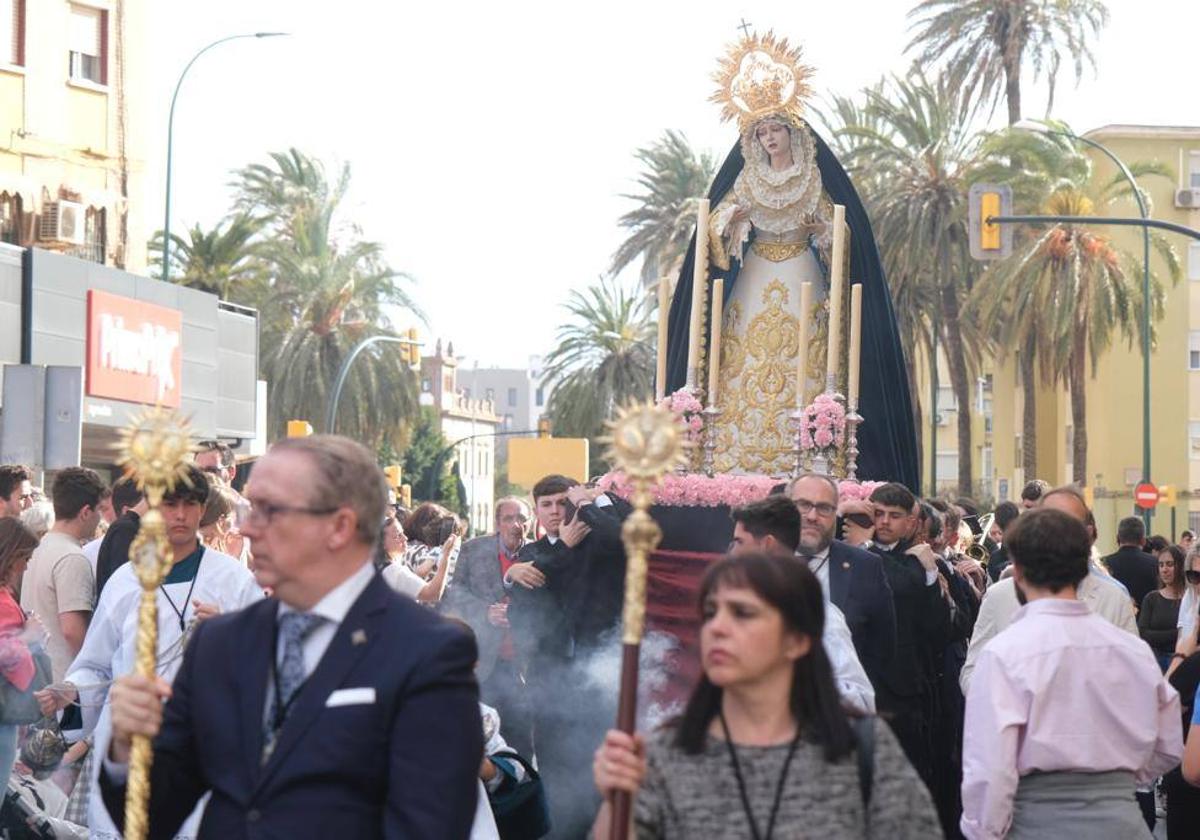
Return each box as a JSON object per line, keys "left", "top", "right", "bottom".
{"left": 711, "top": 30, "right": 815, "bottom": 134}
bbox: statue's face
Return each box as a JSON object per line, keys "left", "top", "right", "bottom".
{"left": 755, "top": 121, "right": 790, "bottom": 156}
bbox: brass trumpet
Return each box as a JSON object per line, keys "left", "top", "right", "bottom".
{"left": 958, "top": 518, "right": 992, "bottom": 565}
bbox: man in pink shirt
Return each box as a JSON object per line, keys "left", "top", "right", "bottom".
{"left": 961, "top": 509, "right": 1181, "bottom": 839}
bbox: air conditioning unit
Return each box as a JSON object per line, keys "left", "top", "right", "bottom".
{"left": 934, "top": 412, "right": 949, "bottom": 426}
{"left": 1176, "top": 188, "right": 1200, "bottom": 209}
{"left": 38, "top": 201, "right": 85, "bottom": 245}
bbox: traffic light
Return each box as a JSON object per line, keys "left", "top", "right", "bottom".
{"left": 537, "top": 416, "right": 552, "bottom": 438}
{"left": 403, "top": 327, "right": 421, "bottom": 366}
{"left": 1161, "top": 485, "right": 1177, "bottom": 506}
{"left": 383, "top": 464, "right": 402, "bottom": 489}
{"left": 968, "top": 183, "right": 1013, "bottom": 260}
{"left": 287, "top": 420, "right": 313, "bottom": 438}
{"left": 399, "top": 483, "right": 412, "bottom": 508}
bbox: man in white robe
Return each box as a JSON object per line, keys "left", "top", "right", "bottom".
{"left": 41, "top": 466, "right": 262, "bottom": 838}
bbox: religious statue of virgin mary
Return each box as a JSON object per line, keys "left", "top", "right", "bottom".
{"left": 664, "top": 30, "right": 918, "bottom": 488}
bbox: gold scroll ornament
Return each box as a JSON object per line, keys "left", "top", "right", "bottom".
{"left": 603, "top": 402, "right": 688, "bottom": 644}
{"left": 116, "top": 406, "right": 196, "bottom": 840}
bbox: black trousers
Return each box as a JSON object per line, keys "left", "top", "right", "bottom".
{"left": 480, "top": 657, "right": 534, "bottom": 759}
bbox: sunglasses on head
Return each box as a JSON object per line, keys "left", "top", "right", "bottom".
{"left": 1186, "top": 570, "right": 1200, "bottom": 585}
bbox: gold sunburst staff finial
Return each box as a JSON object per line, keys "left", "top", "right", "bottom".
{"left": 601, "top": 401, "right": 684, "bottom": 840}
{"left": 711, "top": 29, "right": 816, "bottom": 134}
{"left": 116, "top": 406, "right": 194, "bottom": 840}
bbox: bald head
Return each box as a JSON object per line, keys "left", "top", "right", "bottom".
{"left": 1039, "top": 486, "right": 1088, "bottom": 524}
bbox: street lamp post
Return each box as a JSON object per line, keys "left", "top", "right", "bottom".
{"left": 161, "top": 32, "right": 287, "bottom": 283}
{"left": 1015, "top": 121, "right": 1152, "bottom": 522}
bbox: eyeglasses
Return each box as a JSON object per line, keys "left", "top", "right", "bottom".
{"left": 795, "top": 500, "right": 837, "bottom": 518}
{"left": 1186, "top": 570, "right": 1200, "bottom": 585}
{"left": 236, "top": 499, "right": 339, "bottom": 529}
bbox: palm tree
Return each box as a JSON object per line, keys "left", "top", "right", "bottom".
{"left": 611, "top": 130, "right": 717, "bottom": 288}
{"left": 969, "top": 127, "right": 1180, "bottom": 483}
{"left": 232, "top": 149, "right": 423, "bottom": 445}
{"left": 906, "top": 0, "right": 1110, "bottom": 125}
{"left": 542, "top": 276, "right": 655, "bottom": 473}
{"left": 148, "top": 214, "right": 263, "bottom": 299}
{"left": 836, "top": 69, "right": 989, "bottom": 494}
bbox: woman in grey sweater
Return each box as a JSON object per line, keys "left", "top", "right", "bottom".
{"left": 592, "top": 553, "right": 939, "bottom": 839}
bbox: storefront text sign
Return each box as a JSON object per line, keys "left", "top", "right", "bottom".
{"left": 86, "top": 290, "right": 182, "bottom": 407}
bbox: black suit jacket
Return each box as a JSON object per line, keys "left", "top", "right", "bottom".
{"left": 1104, "top": 546, "right": 1160, "bottom": 608}
{"left": 867, "top": 542, "right": 951, "bottom": 703}
{"left": 987, "top": 545, "right": 1009, "bottom": 583}
{"left": 508, "top": 536, "right": 573, "bottom": 667}
{"left": 95, "top": 510, "right": 140, "bottom": 599}
{"left": 101, "top": 571, "right": 483, "bottom": 840}
{"left": 826, "top": 540, "right": 896, "bottom": 687}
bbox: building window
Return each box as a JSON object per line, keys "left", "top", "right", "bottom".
{"left": 0, "top": 0, "right": 24, "bottom": 66}
{"left": 0, "top": 193, "right": 21, "bottom": 244}
{"left": 935, "top": 451, "right": 958, "bottom": 481}
{"left": 421, "top": 377, "right": 431, "bottom": 393}
{"left": 935, "top": 385, "right": 956, "bottom": 412}
{"left": 68, "top": 4, "right": 106, "bottom": 85}
{"left": 507, "top": 387, "right": 517, "bottom": 407}
{"left": 535, "top": 386, "right": 544, "bottom": 407}
{"left": 66, "top": 206, "right": 104, "bottom": 263}
{"left": 1191, "top": 331, "right": 1200, "bottom": 371}
{"left": 1191, "top": 151, "right": 1200, "bottom": 190}
{"left": 485, "top": 387, "right": 494, "bottom": 403}
{"left": 1191, "top": 511, "right": 1200, "bottom": 535}
{"left": 1191, "top": 422, "right": 1200, "bottom": 460}
{"left": 1189, "top": 242, "right": 1200, "bottom": 282}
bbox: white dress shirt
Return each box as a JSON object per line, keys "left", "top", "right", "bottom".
{"left": 275, "top": 560, "right": 376, "bottom": 680}
{"left": 960, "top": 572, "right": 1139, "bottom": 693}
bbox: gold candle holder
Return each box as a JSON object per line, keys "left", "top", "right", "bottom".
{"left": 116, "top": 406, "right": 195, "bottom": 840}
{"left": 602, "top": 401, "right": 686, "bottom": 840}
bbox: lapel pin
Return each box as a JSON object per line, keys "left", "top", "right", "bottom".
{"left": 842, "top": 562, "right": 850, "bottom": 569}
{"left": 351, "top": 629, "right": 367, "bottom": 646}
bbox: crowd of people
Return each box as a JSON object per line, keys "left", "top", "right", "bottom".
{"left": 0, "top": 444, "right": 1198, "bottom": 838}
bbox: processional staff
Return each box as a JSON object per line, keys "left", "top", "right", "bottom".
{"left": 116, "top": 406, "right": 196, "bottom": 840}
{"left": 604, "top": 402, "right": 686, "bottom": 840}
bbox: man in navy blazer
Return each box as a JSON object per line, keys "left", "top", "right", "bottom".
{"left": 787, "top": 475, "right": 896, "bottom": 687}
{"left": 100, "top": 436, "right": 483, "bottom": 840}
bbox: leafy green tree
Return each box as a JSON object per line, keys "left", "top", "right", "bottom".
{"left": 969, "top": 126, "right": 1179, "bottom": 483}
{"left": 611, "top": 130, "right": 718, "bottom": 286}
{"left": 543, "top": 275, "right": 655, "bottom": 475}
{"left": 148, "top": 214, "right": 263, "bottom": 299}
{"left": 906, "top": 0, "right": 1109, "bottom": 125}
{"left": 401, "top": 407, "right": 464, "bottom": 511}
{"left": 836, "top": 69, "right": 990, "bottom": 494}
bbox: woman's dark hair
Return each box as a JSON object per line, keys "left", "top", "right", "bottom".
{"left": 0, "top": 518, "right": 39, "bottom": 590}
{"left": 372, "top": 516, "right": 396, "bottom": 571}
{"left": 403, "top": 502, "right": 448, "bottom": 547}
{"left": 1005, "top": 509, "right": 1089, "bottom": 592}
{"left": 674, "top": 553, "right": 854, "bottom": 762}
{"left": 1160, "top": 544, "right": 1186, "bottom": 597}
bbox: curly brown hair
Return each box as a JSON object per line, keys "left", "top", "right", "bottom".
{"left": 0, "top": 518, "right": 39, "bottom": 591}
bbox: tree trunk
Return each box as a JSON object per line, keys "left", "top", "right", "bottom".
{"left": 1070, "top": 329, "right": 1088, "bottom": 486}
{"left": 911, "top": 363, "right": 924, "bottom": 486}
{"left": 1020, "top": 349, "right": 1038, "bottom": 480}
{"left": 1003, "top": 42, "right": 1022, "bottom": 125}
{"left": 938, "top": 282, "right": 974, "bottom": 496}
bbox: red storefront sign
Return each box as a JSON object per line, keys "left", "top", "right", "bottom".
{"left": 85, "top": 290, "right": 182, "bottom": 407}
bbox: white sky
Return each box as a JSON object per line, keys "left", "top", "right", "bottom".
{"left": 144, "top": 0, "right": 1200, "bottom": 369}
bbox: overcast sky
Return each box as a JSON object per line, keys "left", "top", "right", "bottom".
{"left": 144, "top": 0, "right": 1200, "bottom": 369}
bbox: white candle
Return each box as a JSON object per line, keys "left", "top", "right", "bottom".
{"left": 655, "top": 277, "right": 669, "bottom": 401}
{"left": 796, "top": 281, "right": 812, "bottom": 408}
{"left": 848, "top": 283, "right": 863, "bottom": 409}
{"left": 708, "top": 278, "right": 724, "bottom": 407}
{"left": 686, "top": 199, "right": 710, "bottom": 386}
{"left": 826, "top": 204, "right": 846, "bottom": 386}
